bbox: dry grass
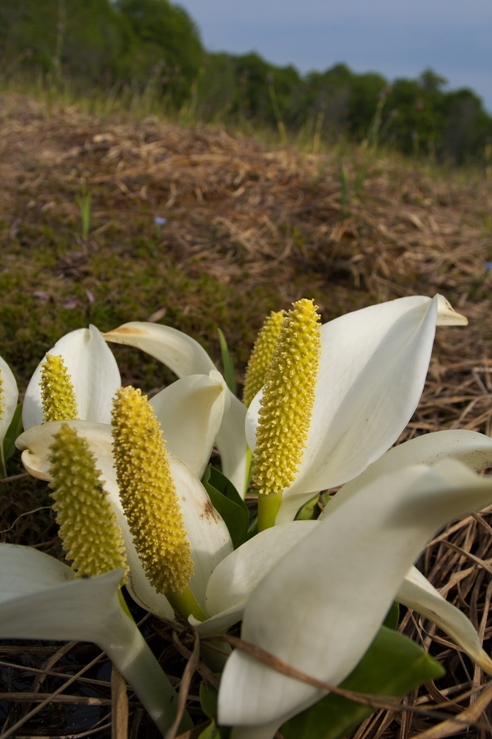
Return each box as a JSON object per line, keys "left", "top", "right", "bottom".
{"left": 1, "top": 90, "right": 492, "bottom": 738}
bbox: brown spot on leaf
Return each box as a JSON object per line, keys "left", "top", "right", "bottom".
{"left": 201, "top": 500, "right": 221, "bottom": 522}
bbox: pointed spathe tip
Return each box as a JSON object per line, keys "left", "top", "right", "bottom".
{"left": 436, "top": 294, "right": 468, "bottom": 326}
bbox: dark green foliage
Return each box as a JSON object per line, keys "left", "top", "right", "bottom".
{"left": 0, "top": 0, "right": 132, "bottom": 81}
{"left": 383, "top": 78, "right": 440, "bottom": 155}
{"left": 441, "top": 88, "right": 492, "bottom": 164}
{"left": 0, "top": 0, "right": 203, "bottom": 103}
{"left": 193, "top": 55, "right": 492, "bottom": 164}
{"left": 193, "top": 52, "right": 237, "bottom": 119}
{"left": 115, "top": 0, "right": 203, "bottom": 99}
{"left": 0, "top": 0, "right": 55, "bottom": 71}
{"left": 376, "top": 76, "right": 492, "bottom": 162}
{"left": 3, "top": 404, "right": 23, "bottom": 466}
{"left": 348, "top": 72, "right": 388, "bottom": 139}
{"left": 419, "top": 68, "right": 447, "bottom": 93}
{"left": 198, "top": 52, "right": 302, "bottom": 127}
{"left": 201, "top": 466, "right": 249, "bottom": 549}
{"left": 287, "top": 64, "right": 353, "bottom": 133}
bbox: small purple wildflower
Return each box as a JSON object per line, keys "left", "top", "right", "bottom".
{"left": 154, "top": 216, "right": 167, "bottom": 227}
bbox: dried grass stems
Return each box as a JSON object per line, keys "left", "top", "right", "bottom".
{"left": 1, "top": 91, "right": 492, "bottom": 738}
{"left": 1, "top": 92, "right": 491, "bottom": 308}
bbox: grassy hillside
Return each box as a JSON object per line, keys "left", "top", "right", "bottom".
{"left": 1, "top": 91, "right": 491, "bottom": 392}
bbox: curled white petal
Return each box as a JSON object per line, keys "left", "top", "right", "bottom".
{"left": 193, "top": 523, "right": 318, "bottom": 636}
{"left": 151, "top": 371, "right": 226, "bottom": 479}
{"left": 216, "top": 392, "right": 249, "bottom": 496}
{"left": 436, "top": 294, "right": 468, "bottom": 326}
{"left": 398, "top": 566, "right": 492, "bottom": 674}
{"left": 103, "top": 322, "right": 216, "bottom": 376}
{"left": 320, "top": 429, "right": 492, "bottom": 520}
{"left": 191, "top": 603, "right": 246, "bottom": 637}
{"left": 170, "top": 453, "right": 234, "bottom": 608}
{"left": 206, "top": 521, "right": 317, "bottom": 616}
{"left": 104, "top": 321, "right": 249, "bottom": 495}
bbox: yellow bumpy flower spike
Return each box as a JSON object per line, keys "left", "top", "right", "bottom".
{"left": 40, "top": 354, "right": 79, "bottom": 422}
{"left": 111, "top": 387, "right": 196, "bottom": 608}
{"left": 49, "top": 424, "right": 128, "bottom": 578}
{"left": 254, "top": 298, "right": 322, "bottom": 530}
{"left": 243, "top": 310, "right": 286, "bottom": 407}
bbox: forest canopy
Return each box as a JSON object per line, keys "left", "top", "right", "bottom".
{"left": 1, "top": 0, "right": 491, "bottom": 164}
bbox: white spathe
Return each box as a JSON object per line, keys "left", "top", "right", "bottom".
{"left": 16, "top": 418, "right": 492, "bottom": 688}
{"left": 246, "top": 294, "right": 469, "bottom": 523}
{"left": 218, "top": 459, "right": 492, "bottom": 736}
{"left": 199, "top": 433, "right": 492, "bottom": 668}
{"left": 397, "top": 565, "right": 492, "bottom": 673}
{"left": 200, "top": 512, "right": 492, "bottom": 672}
{"left": 23, "top": 325, "right": 121, "bottom": 429}
{"left": 0, "top": 354, "right": 19, "bottom": 474}
{"left": 103, "top": 321, "right": 248, "bottom": 495}
{"left": 16, "top": 402, "right": 234, "bottom": 618}
{"left": 0, "top": 544, "right": 190, "bottom": 734}
{"left": 319, "top": 428, "right": 492, "bottom": 517}
{"left": 150, "top": 370, "right": 227, "bottom": 480}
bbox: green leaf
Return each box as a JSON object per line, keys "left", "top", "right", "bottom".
{"left": 3, "top": 403, "right": 23, "bottom": 464}
{"left": 202, "top": 466, "right": 249, "bottom": 548}
{"left": 246, "top": 515, "right": 258, "bottom": 541}
{"left": 205, "top": 466, "right": 249, "bottom": 515}
{"left": 197, "top": 719, "right": 221, "bottom": 739}
{"left": 199, "top": 684, "right": 230, "bottom": 739}
{"left": 200, "top": 680, "right": 219, "bottom": 719}
{"left": 217, "top": 328, "right": 236, "bottom": 394}
{"left": 383, "top": 601, "right": 399, "bottom": 630}
{"left": 295, "top": 493, "right": 322, "bottom": 521}
{"left": 281, "top": 625, "right": 445, "bottom": 739}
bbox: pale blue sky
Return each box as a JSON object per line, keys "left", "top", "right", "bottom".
{"left": 177, "top": 0, "right": 492, "bottom": 112}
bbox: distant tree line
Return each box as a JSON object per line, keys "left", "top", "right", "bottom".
{"left": 0, "top": 0, "right": 203, "bottom": 103}
{"left": 196, "top": 56, "right": 492, "bottom": 165}
{"left": 1, "top": 0, "right": 491, "bottom": 165}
